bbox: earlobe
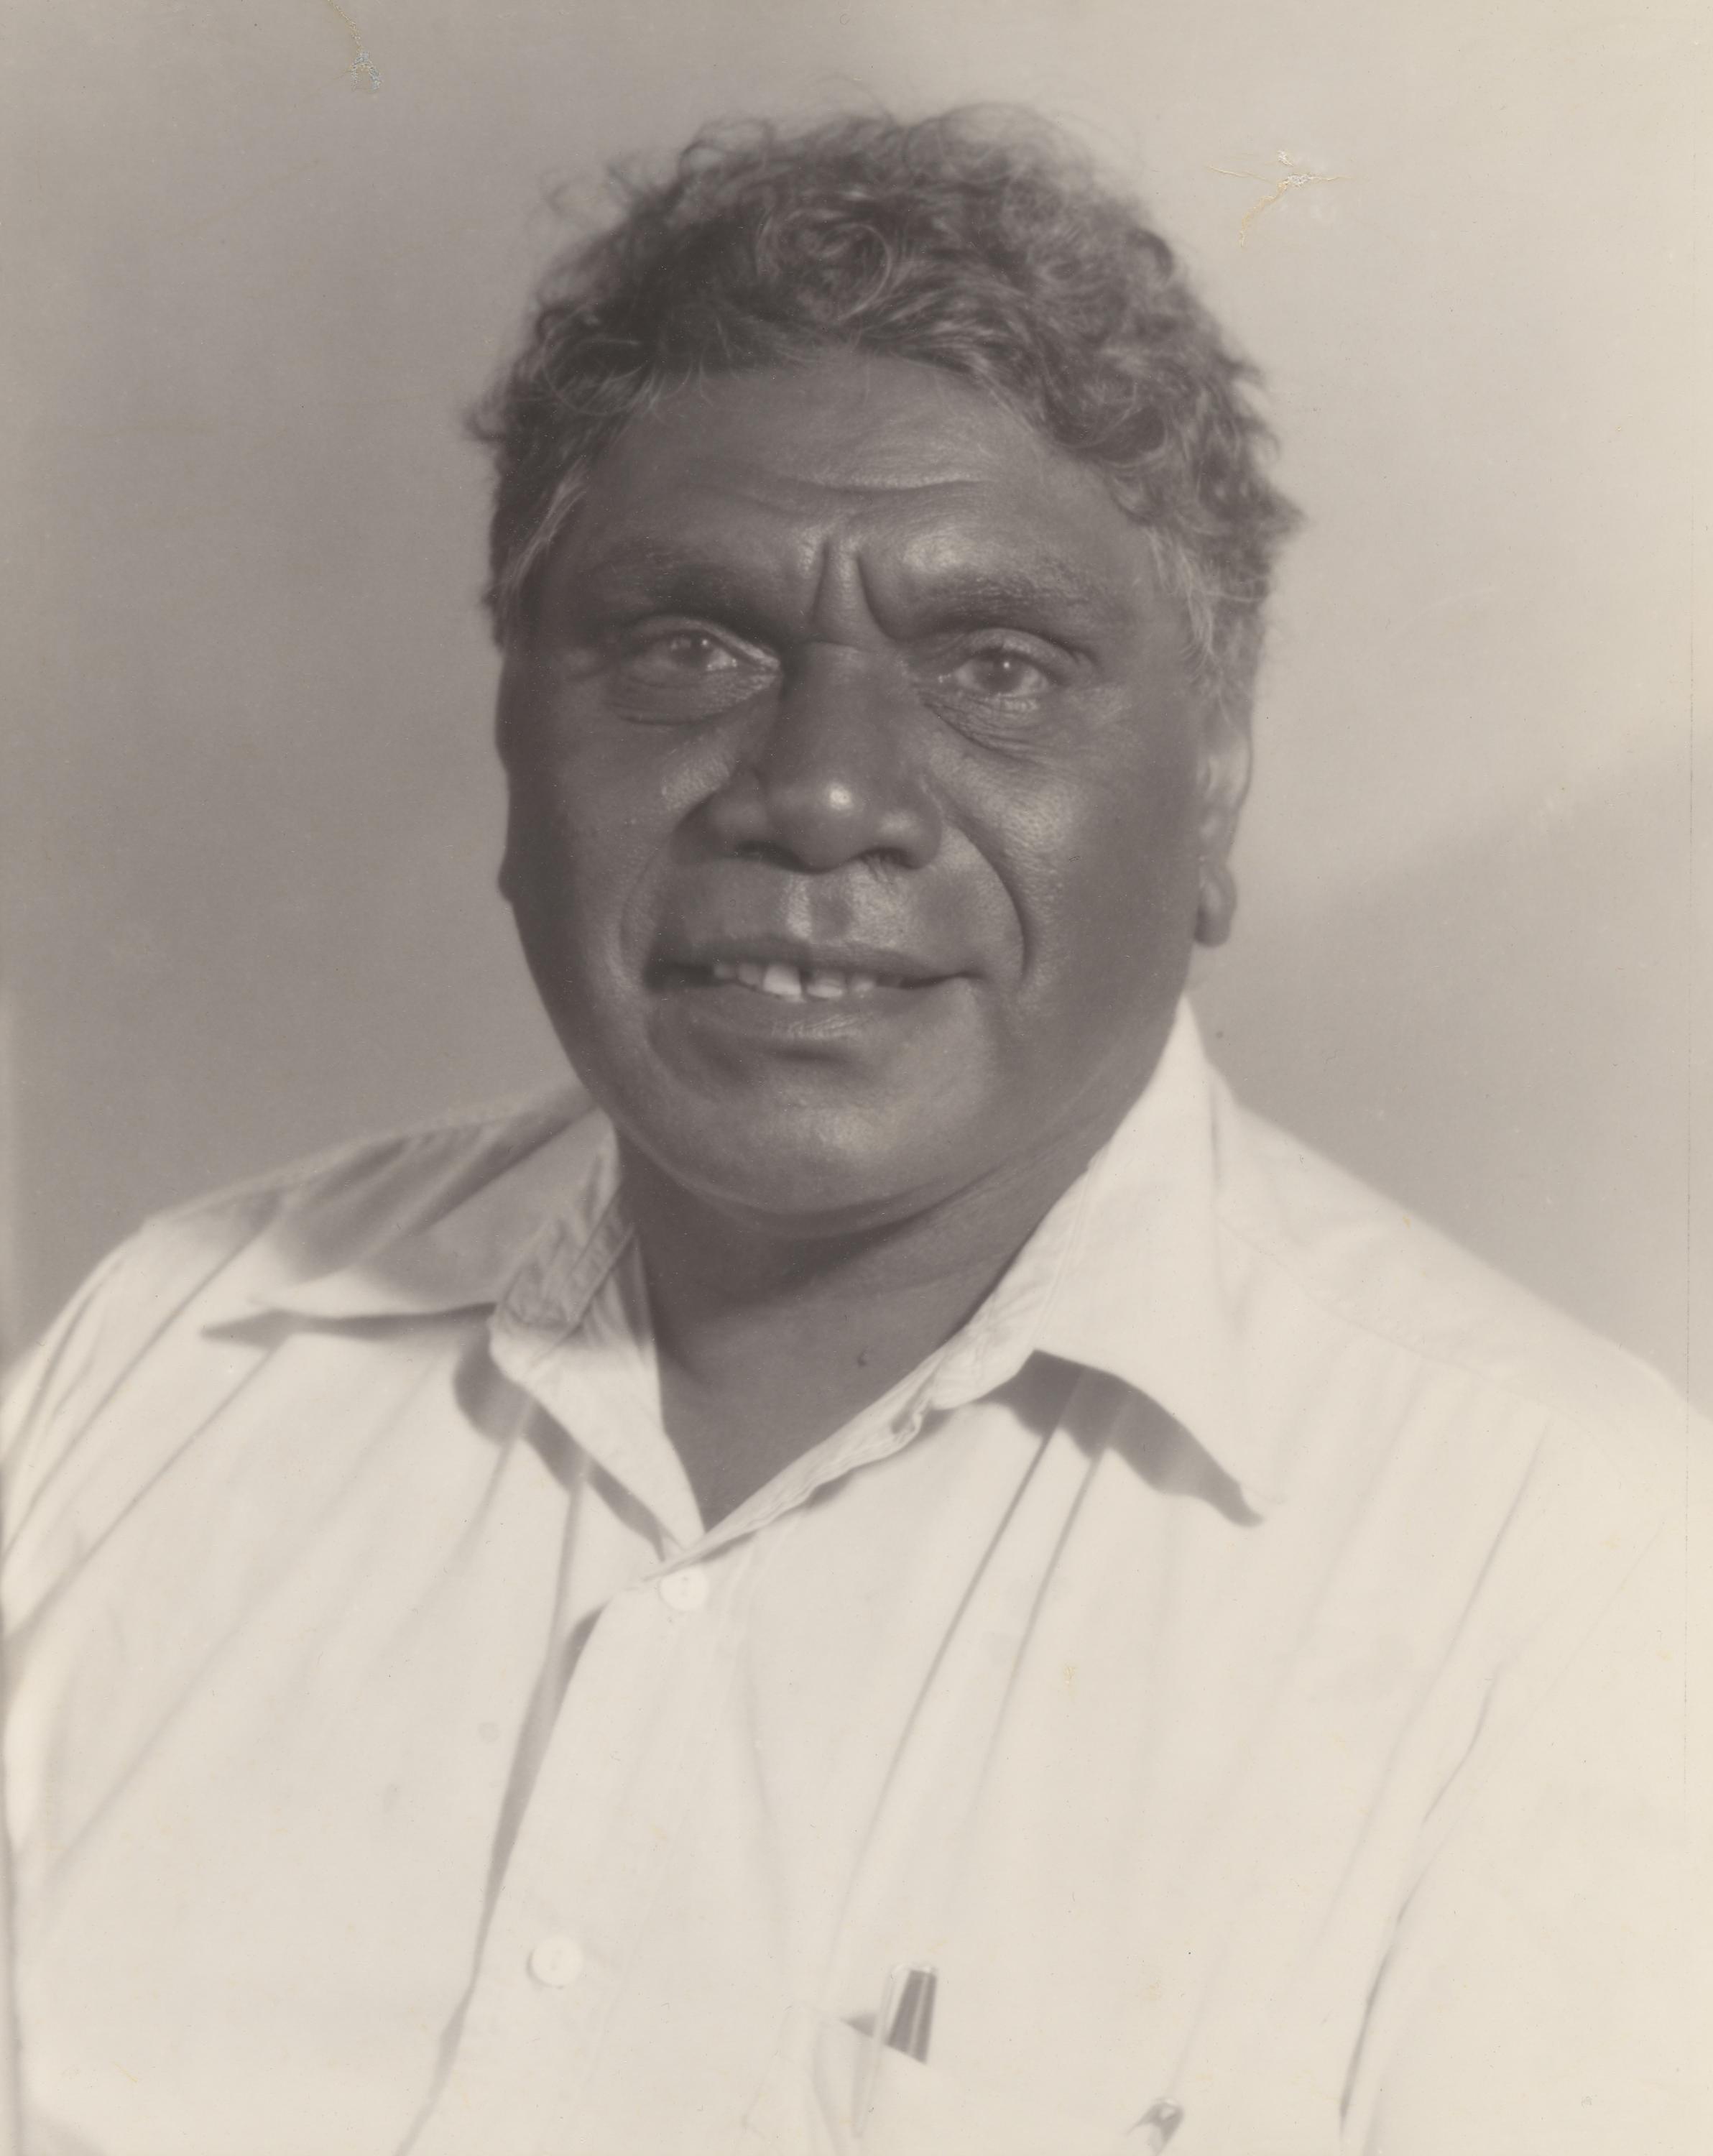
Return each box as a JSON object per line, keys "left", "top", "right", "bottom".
{"left": 1194, "top": 857, "right": 1238, "bottom": 947}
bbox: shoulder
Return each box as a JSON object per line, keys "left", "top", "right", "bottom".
{"left": 148, "top": 1083, "right": 594, "bottom": 1258}
{"left": 29, "top": 1082, "right": 591, "bottom": 1327}
{"left": 1209, "top": 1080, "right": 1698, "bottom": 1518}
{"left": 150, "top": 1078, "right": 594, "bottom": 1233}
{"left": 2, "top": 1085, "right": 594, "bottom": 1513}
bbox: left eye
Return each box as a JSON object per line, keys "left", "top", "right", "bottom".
{"left": 622, "top": 629, "right": 744, "bottom": 678}
{"left": 945, "top": 648, "right": 1055, "bottom": 699}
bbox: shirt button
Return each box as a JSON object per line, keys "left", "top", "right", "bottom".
{"left": 658, "top": 1565, "right": 708, "bottom": 1612}
{"left": 527, "top": 1935, "right": 585, "bottom": 1989}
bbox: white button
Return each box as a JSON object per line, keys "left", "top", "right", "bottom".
{"left": 658, "top": 1565, "right": 708, "bottom": 1612}
{"left": 527, "top": 1935, "right": 585, "bottom": 1988}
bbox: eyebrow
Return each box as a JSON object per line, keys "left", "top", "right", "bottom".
{"left": 893, "top": 566, "right": 1122, "bottom": 635}
{"left": 565, "top": 538, "right": 766, "bottom": 614}
{"left": 561, "top": 535, "right": 1129, "bottom": 640}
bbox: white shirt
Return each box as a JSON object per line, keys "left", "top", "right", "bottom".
{"left": 2, "top": 1005, "right": 1704, "bottom": 2156}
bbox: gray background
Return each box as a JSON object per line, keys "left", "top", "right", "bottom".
{"left": 3, "top": 0, "right": 1707, "bottom": 1407}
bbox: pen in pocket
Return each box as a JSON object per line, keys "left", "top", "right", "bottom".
{"left": 854, "top": 1963, "right": 937, "bottom": 2138}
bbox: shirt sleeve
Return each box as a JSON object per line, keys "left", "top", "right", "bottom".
{"left": 1343, "top": 1435, "right": 1713, "bottom": 2156}
{"left": 3, "top": 1223, "right": 251, "bottom": 2156}
{"left": 4, "top": 1253, "right": 154, "bottom": 2156}
{"left": 4, "top": 1238, "right": 143, "bottom": 1516}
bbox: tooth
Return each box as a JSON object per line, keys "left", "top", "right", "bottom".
{"left": 737, "top": 962, "right": 766, "bottom": 987}
{"left": 711, "top": 960, "right": 739, "bottom": 982}
{"left": 759, "top": 962, "right": 805, "bottom": 1000}
{"left": 804, "top": 969, "right": 846, "bottom": 1000}
{"left": 846, "top": 970, "right": 878, "bottom": 995}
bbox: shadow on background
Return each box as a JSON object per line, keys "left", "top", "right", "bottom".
{"left": 1196, "top": 747, "right": 1699, "bottom": 1405}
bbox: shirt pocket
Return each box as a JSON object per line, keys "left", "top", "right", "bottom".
{"left": 735, "top": 2001, "right": 1148, "bottom": 2156}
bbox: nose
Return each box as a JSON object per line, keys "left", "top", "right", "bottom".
{"left": 701, "top": 647, "right": 942, "bottom": 872}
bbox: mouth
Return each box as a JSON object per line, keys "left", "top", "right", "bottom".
{"left": 650, "top": 937, "right": 954, "bottom": 1009}
{"left": 657, "top": 957, "right": 934, "bottom": 1004}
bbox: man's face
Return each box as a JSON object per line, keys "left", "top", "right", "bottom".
{"left": 499, "top": 353, "right": 1239, "bottom": 1235}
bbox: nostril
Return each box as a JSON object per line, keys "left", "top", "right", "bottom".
{"left": 731, "top": 835, "right": 918, "bottom": 875}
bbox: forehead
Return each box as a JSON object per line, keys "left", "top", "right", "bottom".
{"left": 550, "top": 353, "right": 1160, "bottom": 614}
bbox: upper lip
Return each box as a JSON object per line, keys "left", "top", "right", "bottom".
{"left": 655, "top": 936, "right": 951, "bottom": 983}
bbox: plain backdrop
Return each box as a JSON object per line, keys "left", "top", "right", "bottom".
{"left": 1, "top": 0, "right": 1707, "bottom": 1407}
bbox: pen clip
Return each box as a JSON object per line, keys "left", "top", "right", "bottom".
{"left": 1127, "top": 2097, "right": 1184, "bottom": 2150}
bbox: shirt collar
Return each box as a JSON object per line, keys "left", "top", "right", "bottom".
{"left": 254, "top": 1092, "right": 611, "bottom": 1321}
{"left": 1030, "top": 1004, "right": 1276, "bottom": 1511}
{"left": 254, "top": 1003, "right": 1274, "bottom": 1511}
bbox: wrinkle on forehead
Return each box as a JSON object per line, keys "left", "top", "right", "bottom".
{"left": 585, "top": 354, "right": 1089, "bottom": 513}
{"left": 554, "top": 517, "right": 1145, "bottom": 648}
{"left": 545, "top": 352, "right": 1169, "bottom": 643}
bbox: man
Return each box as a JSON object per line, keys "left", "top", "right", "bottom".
{"left": 1, "top": 110, "right": 1704, "bottom": 2155}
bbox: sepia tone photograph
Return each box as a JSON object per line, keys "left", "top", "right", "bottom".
{"left": 1, "top": 1, "right": 1707, "bottom": 2151}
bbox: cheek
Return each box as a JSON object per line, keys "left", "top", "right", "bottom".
{"left": 498, "top": 724, "right": 617, "bottom": 967}
{"left": 999, "top": 737, "right": 1203, "bottom": 990}
{"left": 499, "top": 699, "right": 639, "bottom": 895}
{"left": 499, "top": 757, "right": 583, "bottom": 929}
{"left": 499, "top": 709, "right": 731, "bottom": 995}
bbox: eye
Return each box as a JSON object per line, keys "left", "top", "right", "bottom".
{"left": 605, "top": 619, "right": 778, "bottom": 722}
{"left": 619, "top": 626, "right": 747, "bottom": 680}
{"left": 942, "top": 643, "right": 1058, "bottom": 701}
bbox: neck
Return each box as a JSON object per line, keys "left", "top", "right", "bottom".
{"left": 619, "top": 1130, "right": 1104, "bottom": 1526}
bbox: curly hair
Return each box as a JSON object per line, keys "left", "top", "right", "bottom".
{"left": 470, "top": 109, "right": 1298, "bottom": 713}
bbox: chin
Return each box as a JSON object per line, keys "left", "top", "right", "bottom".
{"left": 631, "top": 1096, "right": 965, "bottom": 1236}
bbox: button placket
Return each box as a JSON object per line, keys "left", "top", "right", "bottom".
{"left": 408, "top": 1536, "right": 777, "bottom": 2155}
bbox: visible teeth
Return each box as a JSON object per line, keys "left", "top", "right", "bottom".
{"left": 700, "top": 959, "right": 906, "bottom": 998}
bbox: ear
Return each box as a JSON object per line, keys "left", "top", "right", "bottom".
{"left": 1193, "top": 700, "right": 1252, "bottom": 949}
{"left": 493, "top": 651, "right": 530, "bottom": 908}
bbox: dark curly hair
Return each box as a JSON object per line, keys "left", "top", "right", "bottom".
{"left": 471, "top": 109, "right": 1298, "bottom": 714}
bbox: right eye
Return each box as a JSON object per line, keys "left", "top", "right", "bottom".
{"left": 619, "top": 627, "right": 747, "bottom": 681}
{"left": 606, "top": 621, "right": 777, "bottom": 722}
